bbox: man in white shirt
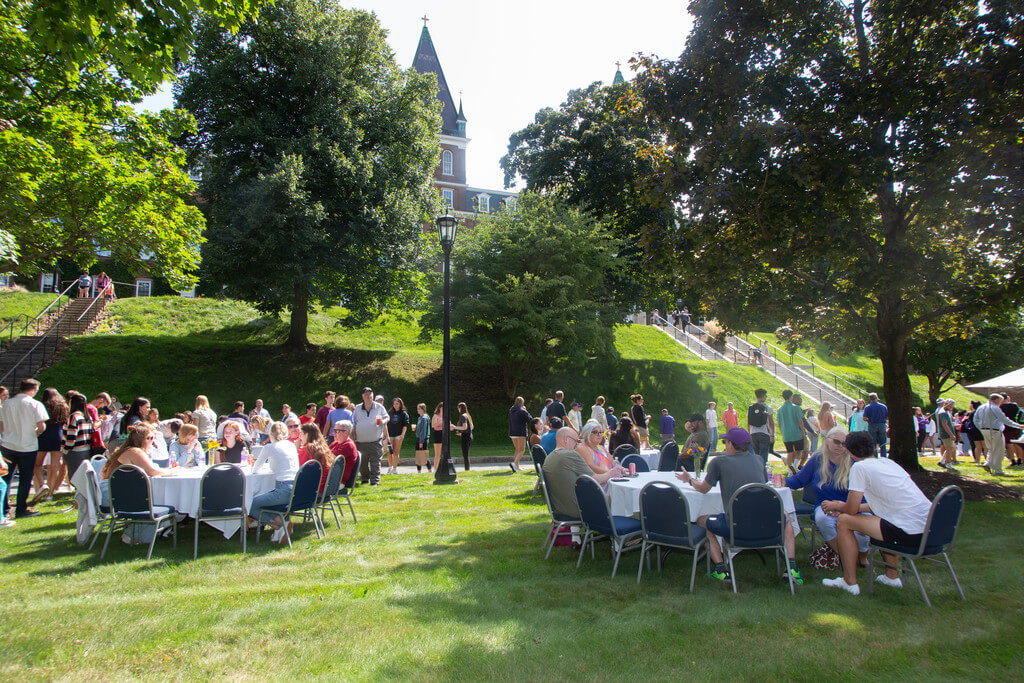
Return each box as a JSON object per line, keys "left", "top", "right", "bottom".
{"left": 1, "top": 379, "right": 49, "bottom": 518}
{"left": 352, "top": 387, "right": 388, "bottom": 486}
{"left": 250, "top": 398, "right": 271, "bottom": 422}
{"left": 820, "top": 432, "right": 933, "bottom": 595}
{"left": 705, "top": 401, "right": 719, "bottom": 447}
{"left": 973, "top": 394, "right": 1024, "bottom": 475}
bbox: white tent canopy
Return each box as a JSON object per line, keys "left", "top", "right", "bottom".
{"left": 965, "top": 367, "right": 1024, "bottom": 393}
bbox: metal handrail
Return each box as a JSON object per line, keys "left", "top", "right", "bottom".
{"left": 651, "top": 314, "right": 730, "bottom": 362}
{"left": 746, "top": 332, "right": 866, "bottom": 398}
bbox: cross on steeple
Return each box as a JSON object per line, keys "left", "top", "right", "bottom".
{"left": 422, "top": 15, "right": 429, "bottom": 26}
{"left": 615, "top": 61, "right": 621, "bottom": 69}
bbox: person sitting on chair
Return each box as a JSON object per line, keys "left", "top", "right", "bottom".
{"left": 676, "top": 413, "right": 710, "bottom": 472}
{"left": 819, "top": 431, "right": 933, "bottom": 595}
{"left": 575, "top": 421, "right": 615, "bottom": 475}
{"left": 677, "top": 427, "right": 803, "bottom": 585}
{"left": 609, "top": 417, "right": 641, "bottom": 452}
{"left": 542, "top": 427, "right": 624, "bottom": 519}
{"left": 539, "top": 417, "right": 562, "bottom": 454}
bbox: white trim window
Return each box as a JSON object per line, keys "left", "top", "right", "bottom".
{"left": 180, "top": 287, "right": 196, "bottom": 298}
{"left": 135, "top": 278, "right": 153, "bottom": 297}
{"left": 441, "top": 188, "right": 454, "bottom": 208}
{"left": 476, "top": 194, "right": 490, "bottom": 213}
{"left": 442, "top": 150, "right": 453, "bottom": 176}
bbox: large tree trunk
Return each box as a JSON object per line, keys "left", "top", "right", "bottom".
{"left": 286, "top": 285, "right": 310, "bottom": 349}
{"left": 877, "top": 294, "right": 919, "bottom": 471}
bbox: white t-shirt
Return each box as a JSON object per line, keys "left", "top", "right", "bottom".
{"left": 705, "top": 409, "right": 718, "bottom": 429}
{"left": 0, "top": 392, "right": 49, "bottom": 452}
{"left": 848, "top": 457, "right": 931, "bottom": 534}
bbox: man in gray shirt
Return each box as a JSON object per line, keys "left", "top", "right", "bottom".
{"left": 677, "top": 427, "right": 802, "bottom": 585}
{"left": 543, "top": 428, "right": 624, "bottom": 518}
{"left": 352, "top": 387, "right": 388, "bottom": 485}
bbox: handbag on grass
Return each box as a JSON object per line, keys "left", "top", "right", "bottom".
{"left": 809, "top": 543, "right": 840, "bottom": 570}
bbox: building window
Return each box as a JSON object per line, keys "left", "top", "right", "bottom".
{"left": 442, "top": 150, "right": 453, "bottom": 176}
{"left": 39, "top": 273, "right": 56, "bottom": 293}
{"left": 135, "top": 278, "right": 153, "bottom": 297}
{"left": 505, "top": 196, "right": 518, "bottom": 212}
{"left": 476, "top": 194, "right": 490, "bottom": 213}
{"left": 442, "top": 188, "right": 453, "bottom": 208}
{"left": 180, "top": 287, "right": 196, "bottom": 298}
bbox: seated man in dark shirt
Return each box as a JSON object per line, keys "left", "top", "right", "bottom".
{"left": 542, "top": 427, "right": 624, "bottom": 519}
{"left": 676, "top": 427, "right": 803, "bottom": 585}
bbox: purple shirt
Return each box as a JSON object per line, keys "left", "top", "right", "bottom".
{"left": 659, "top": 414, "right": 676, "bottom": 435}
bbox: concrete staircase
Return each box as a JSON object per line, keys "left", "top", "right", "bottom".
{"left": 0, "top": 297, "right": 107, "bottom": 386}
{"left": 726, "top": 333, "right": 858, "bottom": 420}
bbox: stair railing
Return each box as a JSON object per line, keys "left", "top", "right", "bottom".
{"left": 0, "top": 281, "right": 82, "bottom": 385}
{"left": 745, "top": 332, "right": 866, "bottom": 399}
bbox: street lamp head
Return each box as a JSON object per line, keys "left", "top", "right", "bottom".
{"left": 436, "top": 211, "right": 458, "bottom": 251}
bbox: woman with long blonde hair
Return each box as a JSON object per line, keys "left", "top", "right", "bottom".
{"left": 785, "top": 427, "right": 870, "bottom": 562}
{"left": 192, "top": 394, "right": 217, "bottom": 446}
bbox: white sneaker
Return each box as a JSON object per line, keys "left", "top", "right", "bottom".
{"left": 822, "top": 577, "right": 860, "bottom": 595}
{"left": 875, "top": 574, "right": 903, "bottom": 588}
{"left": 509, "top": 463, "right": 519, "bottom": 473}
{"left": 0, "top": 519, "right": 15, "bottom": 528}
{"left": 270, "top": 527, "right": 284, "bottom": 543}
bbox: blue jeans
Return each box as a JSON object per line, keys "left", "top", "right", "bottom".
{"left": 248, "top": 480, "right": 294, "bottom": 520}
{"left": 867, "top": 423, "right": 887, "bottom": 458}
{"left": 707, "top": 428, "right": 718, "bottom": 450}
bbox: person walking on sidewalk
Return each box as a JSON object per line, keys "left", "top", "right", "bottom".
{"left": 1, "top": 379, "right": 49, "bottom": 519}
{"left": 974, "top": 394, "right": 1024, "bottom": 475}
{"left": 862, "top": 393, "right": 889, "bottom": 458}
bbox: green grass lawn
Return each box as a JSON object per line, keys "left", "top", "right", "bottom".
{"left": 1, "top": 468, "right": 1022, "bottom": 678}
{"left": 749, "top": 331, "right": 984, "bottom": 408}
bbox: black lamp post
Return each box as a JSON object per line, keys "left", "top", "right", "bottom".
{"left": 434, "top": 210, "right": 459, "bottom": 485}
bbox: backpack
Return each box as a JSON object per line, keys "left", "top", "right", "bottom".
{"left": 747, "top": 402, "right": 769, "bottom": 428}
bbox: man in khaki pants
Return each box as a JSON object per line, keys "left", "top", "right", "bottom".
{"left": 973, "top": 394, "right": 1024, "bottom": 475}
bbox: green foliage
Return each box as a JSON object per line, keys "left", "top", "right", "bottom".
{"left": 635, "top": 0, "right": 1024, "bottom": 468}
{"left": 423, "top": 193, "right": 627, "bottom": 398}
{"left": 0, "top": 290, "right": 67, "bottom": 323}
{"left": 501, "top": 81, "right": 675, "bottom": 305}
{"left": 0, "top": 107, "right": 204, "bottom": 287}
{"left": 176, "top": 0, "right": 441, "bottom": 347}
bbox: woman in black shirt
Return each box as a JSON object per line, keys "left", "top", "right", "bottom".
{"left": 630, "top": 394, "right": 650, "bottom": 449}
{"left": 451, "top": 402, "right": 475, "bottom": 472}
{"left": 507, "top": 397, "right": 532, "bottom": 473}
{"left": 387, "top": 398, "right": 410, "bottom": 475}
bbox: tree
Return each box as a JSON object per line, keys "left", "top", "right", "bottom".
{"left": 635, "top": 0, "right": 1024, "bottom": 470}
{"left": 176, "top": 0, "right": 441, "bottom": 348}
{"left": 501, "top": 81, "right": 676, "bottom": 307}
{"left": 908, "top": 316, "right": 1024, "bottom": 405}
{"left": 0, "top": 0, "right": 258, "bottom": 284}
{"left": 424, "top": 193, "right": 626, "bottom": 399}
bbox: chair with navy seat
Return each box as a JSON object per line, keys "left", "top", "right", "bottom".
{"left": 194, "top": 463, "right": 247, "bottom": 559}
{"left": 612, "top": 444, "right": 638, "bottom": 462}
{"left": 574, "top": 475, "right": 643, "bottom": 577}
{"left": 335, "top": 453, "right": 361, "bottom": 523}
{"left": 256, "top": 461, "right": 324, "bottom": 547}
{"left": 311, "top": 457, "right": 347, "bottom": 530}
{"left": 84, "top": 466, "right": 114, "bottom": 550}
{"left": 657, "top": 441, "right": 679, "bottom": 471}
{"left": 531, "top": 445, "right": 548, "bottom": 473}
{"left": 620, "top": 453, "right": 651, "bottom": 473}
{"left": 101, "top": 465, "right": 178, "bottom": 561}
{"left": 708, "top": 483, "right": 795, "bottom": 594}
{"left": 637, "top": 482, "right": 708, "bottom": 590}
{"left": 538, "top": 464, "right": 582, "bottom": 559}
{"left": 866, "top": 485, "right": 965, "bottom": 607}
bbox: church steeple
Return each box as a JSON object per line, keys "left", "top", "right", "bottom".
{"left": 612, "top": 61, "right": 625, "bottom": 85}
{"left": 412, "top": 22, "right": 464, "bottom": 138}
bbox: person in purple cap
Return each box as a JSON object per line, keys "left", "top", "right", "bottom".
{"left": 676, "top": 426, "right": 803, "bottom": 585}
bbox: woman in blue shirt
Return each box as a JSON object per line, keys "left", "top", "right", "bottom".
{"left": 785, "top": 427, "right": 870, "bottom": 561}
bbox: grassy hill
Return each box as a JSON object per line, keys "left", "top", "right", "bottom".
{"left": 0, "top": 293, "right": 976, "bottom": 450}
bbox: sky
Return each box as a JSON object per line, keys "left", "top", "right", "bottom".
{"left": 140, "top": 1, "right": 693, "bottom": 191}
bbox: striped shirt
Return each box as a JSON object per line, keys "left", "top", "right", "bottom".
{"left": 64, "top": 411, "right": 95, "bottom": 452}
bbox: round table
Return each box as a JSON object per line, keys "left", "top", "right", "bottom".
{"left": 151, "top": 465, "right": 277, "bottom": 538}
{"left": 606, "top": 471, "right": 796, "bottom": 525}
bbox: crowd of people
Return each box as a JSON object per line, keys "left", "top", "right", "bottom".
{"left": 534, "top": 384, "right": 955, "bottom": 590}
{"left": 0, "top": 380, "right": 477, "bottom": 537}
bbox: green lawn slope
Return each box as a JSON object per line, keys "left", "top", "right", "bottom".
{"left": 34, "top": 297, "right": 801, "bottom": 449}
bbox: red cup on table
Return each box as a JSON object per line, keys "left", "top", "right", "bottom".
{"left": 629, "top": 463, "right": 637, "bottom": 477}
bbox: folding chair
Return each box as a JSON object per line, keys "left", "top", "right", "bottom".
{"left": 638, "top": 482, "right": 708, "bottom": 591}
{"left": 84, "top": 466, "right": 114, "bottom": 550}
{"left": 101, "top": 465, "right": 178, "bottom": 561}
{"left": 657, "top": 441, "right": 679, "bottom": 471}
{"left": 612, "top": 444, "right": 638, "bottom": 462}
{"left": 194, "top": 463, "right": 247, "bottom": 558}
{"left": 620, "top": 454, "right": 651, "bottom": 473}
{"left": 867, "top": 485, "right": 966, "bottom": 607}
{"left": 574, "top": 475, "right": 642, "bottom": 577}
{"left": 256, "top": 461, "right": 323, "bottom": 547}
{"left": 708, "top": 483, "right": 795, "bottom": 594}
{"left": 311, "top": 457, "right": 347, "bottom": 530}
{"left": 335, "top": 453, "right": 361, "bottom": 523}
{"left": 538, "top": 465, "right": 582, "bottom": 559}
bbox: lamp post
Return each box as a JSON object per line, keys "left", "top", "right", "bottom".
{"left": 434, "top": 210, "right": 459, "bottom": 485}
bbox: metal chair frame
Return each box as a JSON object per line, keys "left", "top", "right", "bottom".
{"left": 310, "top": 456, "right": 347, "bottom": 530}
{"left": 866, "top": 485, "right": 966, "bottom": 607}
{"left": 84, "top": 466, "right": 114, "bottom": 550}
{"left": 334, "top": 452, "right": 361, "bottom": 523}
{"left": 537, "top": 464, "right": 582, "bottom": 559}
{"left": 637, "top": 482, "right": 708, "bottom": 591}
{"left": 101, "top": 465, "right": 178, "bottom": 561}
{"left": 718, "top": 483, "right": 794, "bottom": 595}
{"left": 194, "top": 463, "right": 247, "bottom": 559}
{"left": 256, "top": 461, "right": 324, "bottom": 547}
{"left": 574, "top": 475, "right": 643, "bottom": 577}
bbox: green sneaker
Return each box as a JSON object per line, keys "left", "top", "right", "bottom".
{"left": 787, "top": 567, "right": 804, "bottom": 585}
{"left": 710, "top": 567, "right": 731, "bottom": 582}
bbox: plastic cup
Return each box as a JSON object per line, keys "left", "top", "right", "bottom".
{"left": 629, "top": 463, "right": 637, "bottom": 476}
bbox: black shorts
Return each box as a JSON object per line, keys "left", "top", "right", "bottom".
{"left": 431, "top": 429, "right": 443, "bottom": 445}
{"left": 879, "top": 518, "right": 924, "bottom": 549}
{"left": 416, "top": 439, "right": 428, "bottom": 450}
{"left": 784, "top": 439, "right": 805, "bottom": 453}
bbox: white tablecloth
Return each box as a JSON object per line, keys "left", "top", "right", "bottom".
{"left": 151, "top": 466, "right": 277, "bottom": 538}
{"left": 606, "top": 471, "right": 795, "bottom": 524}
